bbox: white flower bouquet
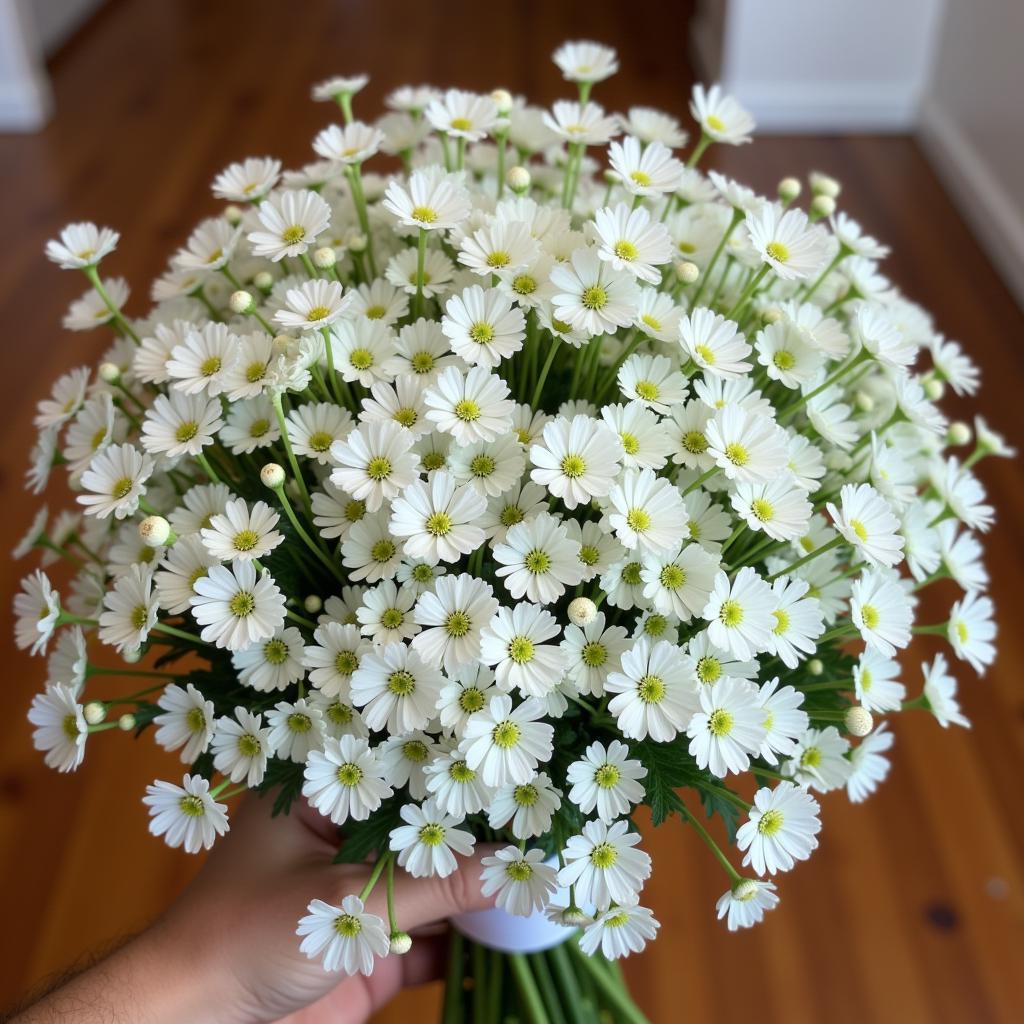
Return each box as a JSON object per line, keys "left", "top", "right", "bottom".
{"left": 16, "top": 37, "right": 1007, "bottom": 1024}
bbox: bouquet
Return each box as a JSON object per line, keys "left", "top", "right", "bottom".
{"left": 16, "top": 37, "right": 1007, "bottom": 1024}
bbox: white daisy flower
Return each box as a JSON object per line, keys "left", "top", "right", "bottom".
{"left": 423, "top": 364, "right": 515, "bottom": 445}
{"left": 922, "top": 653, "right": 969, "bottom": 729}
{"left": 447, "top": 434, "right": 527, "bottom": 498}
{"left": 302, "top": 734, "right": 393, "bottom": 824}
{"left": 45, "top": 625, "right": 88, "bottom": 693}
{"left": 931, "top": 457, "right": 994, "bottom": 533}
{"left": 356, "top": 579, "right": 419, "bottom": 646}
{"left": 488, "top": 771, "right": 562, "bottom": 840}
{"left": 853, "top": 649, "right": 905, "bottom": 713}
{"left": 529, "top": 415, "right": 622, "bottom": 510}
{"left": 737, "top": 782, "right": 821, "bottom": 876}
{"left": 948, "top": 590, "right": 996, "bottom": 675}
{"left": 349, "top": 279, "right": 410, "bottom": 326}
{"left": 553, "top": 40, "right": 619, "bottom": 83}
{"left": 350, "top": 642, "right": 443, "bottom": 734}
{"left": 460, "top": 694, "right": 554, "bottom": 787}
{"left": 389, "top": 798, "right": 476, "bottom": 877}
{"left": 609, "top": 136, "right": 684, "bottom": 196}
{"left": 287, "top": 401, "right": 353, "bottom": 464}
{"left": 46, "top": 221, "right": 120, "bottom": 269}
{"left": 592, "top": 203, "right": 674, "bottom": 283}
{"left": 755, "top": 678, "right": 809, "bottom": 765}
{"left": 853, "top": 304, "right": 916, "bottom": 369}
{"left": 701, "top": 567, "right": 775, "bottom": 661}
{"left": 755, "top": 319, "right": 825, "bottom": 389}
{"left": 211, "top": 156, "right": 281, "bottom": 202}
{"left": 165, "top": 323, "right": 237, "bottom": 397}
{"left": 938, "top": 522, "right": 988, "bottom": 593}
{"left": 143, "top": 774, "right": 229, "bottom": 853}
{"left": 296, "top": 896, "right": 390, "bottom": 977}
{"left": 312, "top": 482, "right": 367, "bottom": 542}
{"left": 78, "top": 443, "right": 154, "bottom": 521}
{"left": 29, "top": 684, "right": 87, "bottom": 772}
{"left": 377, "top": 733, "right": 438, "bottom": 801}
{"left": 426, "top": 88, "right": 498, "bottom": 141}
{"left": 605, "top": 467, "right": 688, "bottom": 555}
{"left": 329, "top": 318, "right": 400, "bottom": 387}
{"left": 267, "top": 698, "right": 325, "bottom": 763}
{"left": 386, "top": 244, "right": 457, "bottom": 300}
{"left": 304, "top": 621, "right": 370, "bottom": 699}
{"left": 846, "top": 723, "right": 894, "bottom": 803}
{"left": 34, "top": 366, "right": 91, "bottom": 429}
{"left": 389, "top": 470, "right": 486, "bottom": 563}
{"left": 687, "top": 676, "right": 766, "bottom": 778}
{"left": 716, "top": 878, "right": 779, "bottom": 931}
{"left": 201, "top": 497, "right": 284, "bottom": 562}
{"left": 14, "top": 570, "right": 60, "bottom": 656}
{"left": 437, "top": 664, "right": 498, "bottom": 735}
{"left": 550, "top": 247, "right": 639, "bottom": 336}
{"left": 479, "top": 479, "right": 548, "bottom": 543}
{"left": 850, "top": 570, "right": 912, "bottom": 657}
{"left": 98, "top": 564, "right": 158, "bottom": 653}
{"left": 360, "top": 376, "right": 430, "bottom": 437}
{"left": 690, "top": 84, "right": 755, "bottom": 145}
{"left": 140, "top": 391, "right": 222, "bottom": 459}
{"left": 424, "top": 750, "right": 492, "bottom": 818}
{"left": 210, "top": 707, "right": 271, "bottom": 787}
{"left": 543, "top": 99, "right": 620, "bottom": 145}
{"left": 480, "top": 846, "right": 559, "bottom": 917}
{"left": 745, "top": 202, "right": 829, "bottom": 280}
{"left": 154, "top": 534, "right": 217, "bottom": 614}
{"left": 63, "top": 277, "right": 130, "bottom": 331}
{"left": 479, "top": 604, "right": 566, "bottom": 697}
{"left": 599, "top": 401, "right": 674, "bottom": 472}
{"left": 732, "top": 475, "right": 813, "bottom": 543}
{"left": 766, "top": 577, "right": 823, "bottom": 669}
{"left": 274, "top": 278, "right": 354, "bottom": 332}
{"left": 220, "top": 396, "right": 280, "bottom": 455}
{"left": 330, "top": 420, "right": 418, "bottom": 513}
{"left": 312, "top": 73, "right": 368, "bottom": 102}
{"left": 606, "top": 637, "right": 696, "bottom": 742}
{"left": 393, "top": 318, "right": 459, "bottom": 380}
{"left": 827, "top": 483, "right": 904, "bottom": 569}
{"left": 784, "top": 726, "right": 852, "bottom": 792}
{"left": 621, "top": 105, "right": 687, "bottom": 147}
{"left": 705, "top": 405, "right": 788, "bottom": 484}
{"left": 312, "top": 121, "right": 384, "bottom": 165}
{"left": 412, "top": 573, "right": 498, "bottom": 674}
{"left": 567, "top": 739, "right": 647, "bottom": 823}
{"left": 172, "top": 216, "right": 242, "bottom": 272}
{"left": 441, "top": 285, "right": 526, "bottom": 369}
{"left": 247, "top": 189, "right": 332, "bottom": 261}
{"left": 232, "top": 626, "right": 306, "bottom": 692}
{"left": 560, "top": 613, "right": 631, "bottom": 697}
{"left": 558, "top": 818, "right": 651, "bottom": 911}
{"left": 382, "top": 165, "right": 472, "bottom": 231}
{"left": 153, "top": 682, "right": 214, "bottom": 764}
{"left": 168, "top": 482, "right": 233, "bottom": 537}
{"left": 679, "top": 307, "right": 751, "bottom": 379}
{"left": 190, "top": 559, "right": 287, "bottom": 651}
{"left": 640, "top": 542, "right": 720, "bottom": 621}
{"left": 493, "top": 512, "right": 584, "bottom": 606}
{"left": 458, "top": 219, "right": 540, "bottom": 278}
{"left": 342, "top": 509, "right": 404, "bottom": 583}
{"left": 580, "top": 903, "right": 660, "bottom": 960}
{"left": 617, "top": 352, "right": 687, "bottom": 413}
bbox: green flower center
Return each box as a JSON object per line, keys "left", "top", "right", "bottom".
{"left": 500, "top": 505, "right": 524, "bottom": 527}
{"left": 773, "top": 609, "right": 790, "bottom": 636}
{"left": 308, "top": 430, "right": 334, "bottom": 453}
{"left": 708, "top": 707, "right": 734, "bottom": 737}
{"left": 773, "top": 350, "right": 795, "bottom": 371}
{"left": 613, "top": 240, "right": 638, "bottom": 261}
{"left": 238, "top": 733, "right": 262, "bottom": 758}
{"left": 454, "top": 399, "right": 481, "bottom": 422}
{"left": 861, "top": 604, "right": 880, "bottom": 630}
{"left": 638, "top": 674, "right": 665, "bottom": 703}
{"left": 513, "top": 783, "right": 538, "bottom": 806}
{"left": 683, "top": 430, "right": 708, "bottom": 455}
{"left": 200, "top": 355, "right": 222, "bottom": 377}
{"left": 595, "top": 763, "right": 621, "bottom": 788}
{"left": 458, "top": 687, "right": 485, "bottom": 713}
{"left": 659, "top": 564, "right": 686, "bottom": 589}
{"left": 445, "top": 610, "right": 472, "bottom": 637}
{"left": 411, "top": 205, "right": 438, "bottom": 224}
{"left": 508, "top": 636, "right": 535, "bottom": 663}
{"left": 765, "top": 240, "right": 790, "bottom": 263}
{"left": 179, "top": 794, "right": 206, "bottom": 818}
{"left": 506, "top": 859, "right": 534, "bottom": 882}
{"left": 849, "top": 518, "right": 869, "bottom": 542}
{"left": 335, "top": 650, "right": 358, "bottom": 675}
{"left": 282, "top": 225, "right": 306, "bottom": 244}
{"left": 486, "top": 250, "right": 511, "bottom": 268}
{"left": 581, "top": 641, "right": 607, "bottom": 667}
{"left": 719, "top": 599, "right": 744, "bottom": 627}
{"left": 333, "top": 912, "right": 362, "bottom": 937}
{"left": 349, "top": 348, "right": 374, "bottom": 371}
{"left": 469, "top": 321, "right": 495, "bottom": 344}
{"left": 561, "top": 453, "right": 586, "bottom": 478}
{"left": 620, "top": 432, "right": 639, "bottom": 455}
{"left": 425, "top": 511, "right": 452, "bottom": 536}
{"left": 525, "top": 549, "right": 551, "bottom": 574}
{"left": 491, "top": 720, "right": 521, "bottom": 749}
{"left": 589, "top": 842, "right": 618, "bottom": 869}
{"left": 621, "top": 562, "right": 643, "bottom": 586}
{"left": 450, "top": 759, "right": 476, "bottom": 783}
{"left": 626, "top": 508, "right": 651, "bottom": 533}
{"left": 229, "top": 591, "right": 255, "bottom": 617}
{"left": 175, "top": 421, "right": 199, "bottom": 443}
{"left": 634, "top": 380, "right": 659, "bottom": 402}
{"left": 288, "top": 712, "right": 312, "bottom": 733}
{"left": 418, "top": 823, "right": 446, "bottom": 846}
{"left": 411, "top": 351, "right": 435, "bottom": 373}
{"left": 582, "top": 285, "right": 608, "bottom": 310}
{"left": 111, "top": 476, "right": 134, "bottom": 499}
{"left": 387, "top": 670, "right": 416, "bottom": 695}
{"left": 470, "top": 454, "right": 495, "bottom": 477}
{"left": 403, "top": 740, "right": 429, "bottom": 762}
{"left": 380, "top": 607, "right": 404, "bottom": 629}
{"left": 233, "top": 528, "right": 260, "bottom": 552}
{"left": 725, "top": 442, "right": 749, "bottom": 466}
{"left": 366, "top": 456, "right": 392, "bottom": 480}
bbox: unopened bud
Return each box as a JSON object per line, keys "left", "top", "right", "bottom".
{"left": 139, "top": 515, "right": 172, "bottom": 547}
{"left": 854, "top": 390, "right": 874, "bottom": 414}
{"left": 117, "top": 712, "right": 137, "bottom": 731}
{"left": 313, "top": 246, "right": 337, "bottom": 269}
{"left": 807, "top": 658, "right": 824, "bottom": 676}
{"left": 810, "top": 194, "right": 836, "bottom": 220}
{"left": 348, "top": 233, "right": 368, "bottom": 253}
{"left": 923, "top": 377, "right": 945, "bottom": 401}
{"left": 272, "top": 334, "right": 294, "bottom": 355}
{"left": 261, "top": 463, "right": 286, "bottom": 489}
{"left": 121, "top": 647, "right": 142, "bottom": 664}
{"left": 230, "top": 289, "right": 255, "bottom": 314}
{"left": 506, "top": 166, "right": 531, "bottom": 194}
{"left": 389, "top": 931, "right": 413, "bottom": 954}
{"left": 675, "top": 260, "right": 699, "bottom": 284}
{"left": 491, "top": 88, "right": 513, "bottom": 115}
{"left": 778, "top": 177, "right": 801, "bottom": 203}
{"left": 304, "top": 594, "right": 323, "bottom": 614}
{"left": 84, "top": 701, "right": 107, "bottom": 725}
{"left": 810, "top": 171, "right": 841, "bottom": 198}
{"left": 253, "top": 270, "right": 274, "bottom": 293}
{"left": 224, "top": 204, "right": 244, "bottom": 226}
{"left": 845, "top": 706, "right": 874, "bottom": 737}
{"left": 98, "top": 362, "right": 121, "bottom": 384}
{"left": 559, "top": 907, "right": 591, "bottom": 927}
{"left": 947, "top": 421, "right": 971, "bottom": 446}
{"left": 568, "top": 597, "right": 598, "bottom": 627}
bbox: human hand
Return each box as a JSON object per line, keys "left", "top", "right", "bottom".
{"left": 15, "top": 796, "right": 495, "bottom": 1024}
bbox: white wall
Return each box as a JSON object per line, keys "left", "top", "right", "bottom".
{"left": 919, "top": 0, "right": 1024, "bottom": 307}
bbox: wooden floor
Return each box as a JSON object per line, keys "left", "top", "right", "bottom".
{"left": 1, "top": 1, "right": 1022, "bottom": 1021}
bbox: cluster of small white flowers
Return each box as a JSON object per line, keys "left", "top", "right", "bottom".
{"left": 17, "top": 38, "right": 1007, "bottom": 981}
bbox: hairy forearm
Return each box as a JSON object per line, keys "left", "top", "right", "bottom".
{"left": 11, "top": 928, "right": 222, "bottom": 1024}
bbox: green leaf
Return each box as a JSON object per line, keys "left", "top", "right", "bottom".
{"left": 333, "top": 796, "right": 403, "bottom": 863}
{"left": 630, "top": 738, "right": 697, "bottom": 826}
{"left": 699, "top": 786, "right": 742, "bottom": 844}
{"left": 256, "top": 757, "right": 306, "bottom": 817}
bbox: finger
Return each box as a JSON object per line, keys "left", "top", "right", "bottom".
{"left": 398, "top": 932, "right": 448, "bottom": 988}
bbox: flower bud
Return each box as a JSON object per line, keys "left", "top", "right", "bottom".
{"left": 272, "top": 334, "right": 295, "bottom": 356}
{"left": 253, "top": 271, "right": 275, "bottom": 293}
{"left": 506, "top": 166, "right": 531, "bottom": 194}
{"left": 84, "top": 701, "right": 107, "bottom": 725}
{"left": 675, "top": 260, "right": 699, "bottom": 284}
{"left": 810, "top": 194, "right": 835, "bottom": 220}
{"left": 98, "top": 361, "right": 121, "bottom": 384}
{"left": 568, "top": 596, "right": 598, "bottom": 627}
{"left": 947, "top": 421, "right": 971, "bottom": 447}
{"left": 732, "top": 878, "right": 759, "bottom": 900}
{"left": 807, "top": 658, "right": 824, "bottom": 676}
{"left": 304, "top": 594, "right": 323, "bottom": 614}
{"left": 491, "top": 89, "right": 513, "bottom": 115}
{"left": 559, "top": 907, "right": 591, "bottom": 927}
{"left": 261, "top": 463, "right": 286, "bottom": 489}
{"left": 118, "top": 712, "right": 137, "bottom": 732}
{"left": 313, "top": 246, "right": 337, "bottom": 269}
{"left": 777, "top": 177, "right": 801, "bottom": 203}
{"left": 348, "top": 233, "right": 368, "bottom": 253}
{"left": 845, "top": 706, "right": 874, "bottom": 737}
{"left": 810, "top": 171, "right": 841, "bottom": 198}
{"left": 854, "top": 390, "right": 874, "bottom": 414}
{"left": 139, "top": 515, "right": 172, "bottom": 547}
{"left": 923, "top": 377, "right": 945, "bottom": 401}
{"left": 229, "top": 289, "right": 255, "bottom": 314}
{"left": 121, "top": 647, "right": 142, "bottom": 663}
{"left": 389, "top": 931, "right": 413, "bottom": 954}
{"left": 224, "top": 204, "right": 244, "bottom": 226}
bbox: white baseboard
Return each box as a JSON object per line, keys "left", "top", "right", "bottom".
{"left": 0, "top": 76, "right": 51, "bottom": 131}
{"left": 724, "top": 80, "right": 919, "bottom": 133}
{"left": 918, "top": 101, "right": 1024, "bottom": 310}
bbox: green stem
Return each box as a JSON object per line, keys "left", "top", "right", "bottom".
{"left": 547, "top": 945, "right": 589, "bottom": 1024}
{"left": 724, "top": 264, "right": 770, "bottom": 321}
{"left": 472, "top": 943, "right": 488, "bottom": 1024}
{"left": 271, "top": 394, "right": 313, "bottom": 515}
{"left": 357, "top": 852, "right": 392, "bottom": 902}
{"left": 194, "top": 451, "right": 223, "bottom": 485}
{"left": 531, "top": 336, "right": 561, "bottom": 408}
{"left": 529, "top": 953, "right": 567, "bottom": 1024}
{"left": 442, "top": 930, "right": 464, "bottom": 1024}
{"left": 150, "top": 621, "right": 209, "bottom": 645}
{"left": 347, "top": 165, "right": 377, "bottom": 277}
{"left": 689, "top": 208, "right": 743, "bottom": 309}
{"left": 82, "top": 266, "right": 140, "bottom": 343}
{"left": 683, "top": 467, "right": 718, "bottom": 496}
{"left": 414, "top": 228, "right": 428, "bottom": 319}
{"left": 510, "top": 953, "right": 552, "bottom": 1024}
{"left": 679, "top": 804, "right": 743, "bottom": 885}
{"left": 802, "top": 245, "right": 850, "bottom": 302}
{"left": 566, "top": 943, "right": 649, "bottom": 1024}
{"left": 686, "top": 132, "right": 713, "bottom": 168}
{"left": 766, "top": 534, "right": 844, "bottom": 582}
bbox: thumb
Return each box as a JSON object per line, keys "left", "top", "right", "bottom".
{"left": 365, "top": 843, "right": 502, "bottom": 934}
